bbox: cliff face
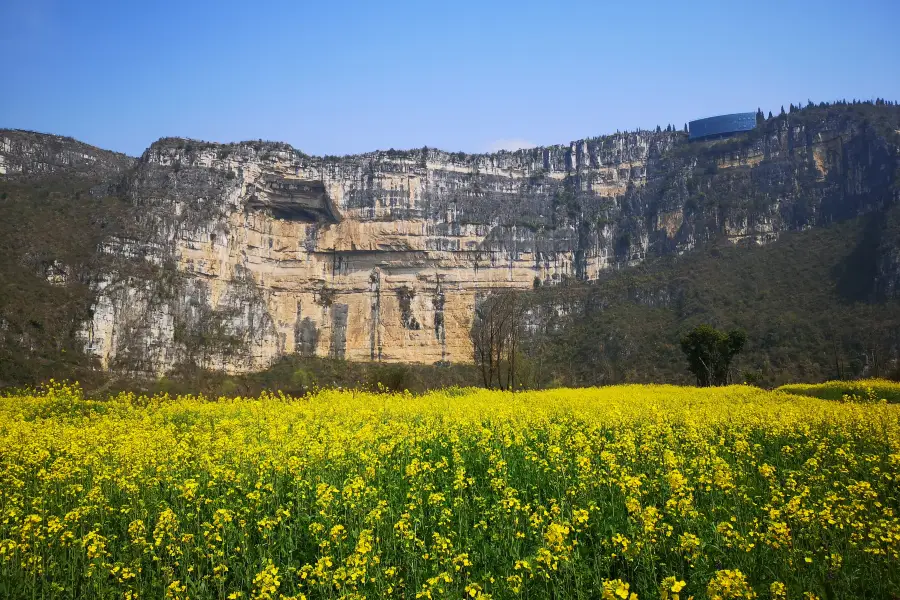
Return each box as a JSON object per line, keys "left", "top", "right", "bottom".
{"left": 3, "top": 104, "right": 899, "bottom": 376}
{"left": 82, "top": 131, "right": 682, "bottom": 371}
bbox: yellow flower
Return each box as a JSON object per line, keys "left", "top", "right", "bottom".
{"left": 707, "top": 569, "right": 756, "bottom": 600}
{"left": 769, "top": 582, "right": 787, "bottom": 599}
{"left": 601, "top": 579, "right": 634, "bottom": 600}
{"left": 1, "top": 381, "right": 898, "bottom": 599}
{"left": 660, "top": 576, "right": 687, "bottom": 600}
{"left": 252, "top": 561, "right": 281, "bottom": 600}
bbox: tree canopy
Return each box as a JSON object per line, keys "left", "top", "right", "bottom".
{"left": 680, "top": 325, "right": 747, "bottom": 386}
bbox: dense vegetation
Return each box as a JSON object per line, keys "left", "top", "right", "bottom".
{"left": 112, "top": 356, "right": 480, "bottom": 398}
{"left": 1, "top": 383, "right": 898, "bottom": 599}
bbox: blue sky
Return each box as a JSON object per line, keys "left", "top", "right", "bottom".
{"left": 1, "top": 0, "right": 898, "bottom": 157}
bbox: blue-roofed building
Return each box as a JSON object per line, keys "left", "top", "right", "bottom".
{"left": 689, "top": 112, "right": 757, "bottom": 140}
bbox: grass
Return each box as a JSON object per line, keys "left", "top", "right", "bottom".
{"left": 0, "top": 382, "right": 898, "bottom": 599}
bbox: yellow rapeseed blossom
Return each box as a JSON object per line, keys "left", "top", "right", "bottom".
{"left": 0, "top": 382, "right": 897, "bottom": 598}
{"left": 660, "top": 576, "right": 686, "bottom": 600}
{"left": 769, "top": 581, "right": 787, "bottom": 599}
{"left": 707, "top": 569, "right": 756, "bottom": 599}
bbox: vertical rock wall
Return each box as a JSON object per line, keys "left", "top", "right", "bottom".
{"left": 83, "top": 132, "right": 685, "bottom": 371}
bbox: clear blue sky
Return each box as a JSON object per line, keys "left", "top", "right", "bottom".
{"left": 1, "top": 0, "right": 898, "bottom": 157}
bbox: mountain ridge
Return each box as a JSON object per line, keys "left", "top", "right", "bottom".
{"left": 2, "top": 101, "right": 899, "bottom": 385}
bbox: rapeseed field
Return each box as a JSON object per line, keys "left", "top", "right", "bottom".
{"left": 777, "top": 379, "right": 900, "bottom": 404}
{"left": 1, "top": 382, "right": 898, "bottom": 599}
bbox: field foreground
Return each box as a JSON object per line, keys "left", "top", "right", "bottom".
{"left": 1, "top": 384, "right": 898, "bottom": 600}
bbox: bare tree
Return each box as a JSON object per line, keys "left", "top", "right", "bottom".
{"left": 470, "top": 290, "right": 527, "bottom": 390}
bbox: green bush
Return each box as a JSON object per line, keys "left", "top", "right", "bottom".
{"left": 289, "top": 368, "right": 317, "bottom": 394}
{"left": 368, "top": 364, "right": 412, "bottom": 393}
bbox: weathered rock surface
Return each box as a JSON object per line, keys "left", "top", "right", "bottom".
{"left": 3, "top": 104, "right": 899, "bottom": 374}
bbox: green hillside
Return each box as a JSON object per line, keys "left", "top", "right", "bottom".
{"left": 523, "top": 207, "right": 900, "bottom": 388}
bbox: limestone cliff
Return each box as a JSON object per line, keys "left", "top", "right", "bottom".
{"left": 81, "top": 130, "right": 684, "bottom": 371}
{"left": 3, "top": 103, "right": 899, "bottom": 376}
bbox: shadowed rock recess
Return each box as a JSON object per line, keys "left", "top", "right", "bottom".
{"left": 2, "top": 103, "right": 899, "bottom": 375}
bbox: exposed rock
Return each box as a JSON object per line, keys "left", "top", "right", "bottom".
{"left": 3, "top": 104, "right": 899, "bottom": 375}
